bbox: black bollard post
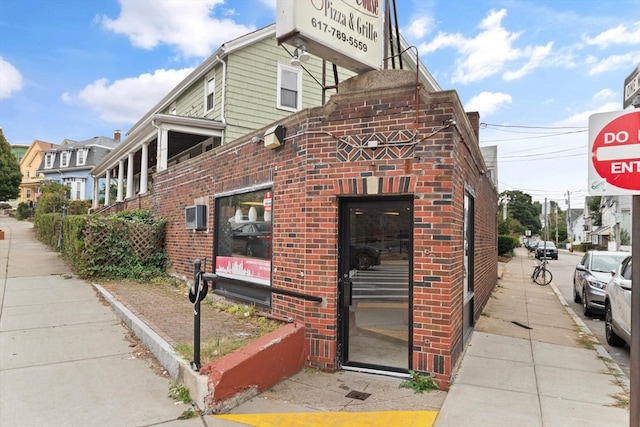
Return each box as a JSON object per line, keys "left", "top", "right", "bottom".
{"left": 191, "top": 259, "right": 202, "bottom": 371}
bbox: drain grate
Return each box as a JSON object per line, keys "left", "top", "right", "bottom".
{"left": 345, "top": 390, "right": 371, "bottom": 400}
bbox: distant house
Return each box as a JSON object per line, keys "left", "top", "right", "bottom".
{"left": 18, "top": 139, "right": 59, "bottom": 206}
{"left": 10, "top": 143, "right": 29, "bottom": 164}
{"left": 566, "top": 208, "right": 585, "bottom": 244}
{"left": 600, "top": 195, "right": 633, "bottom": 250}
{"left": 37, "top": 132, "right": 121, "bottom": 202}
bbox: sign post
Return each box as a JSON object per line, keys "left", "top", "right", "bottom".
{"left": 589, "top": 108, "right": 639, "bottom": 427}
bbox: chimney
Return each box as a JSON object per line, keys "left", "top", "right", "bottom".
{"left": 114, "top": 130, "right": 121, "bottom": 142}
{"left": 466, "top": 112, "right": 480, "bottom": 140}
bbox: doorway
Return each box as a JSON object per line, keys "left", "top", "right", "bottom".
{"left": 338, "top": 198, "right": 412, "bottom": 372}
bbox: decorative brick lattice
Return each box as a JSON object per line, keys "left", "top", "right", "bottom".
{"left": 337, "top": 131, "right": 415, "bottom": 162}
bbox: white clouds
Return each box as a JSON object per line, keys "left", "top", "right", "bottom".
{"left": 465, "top": 91, "right": 512, "bottom": 117}
{"left": 405, "top": 16, "right": 435, "bottom": 40}
{"left": 587, "top": 51, "right": 640, "bottom": 75}
{"left": 583, "top": 23, "right": 640, "bottom": 48}
{"left": 65, "top": 68, "right": 194, "bottom": 124}
{"left": 97, "top": 0, "right": 255, "bottom": 58}
{"left": 420, "top": 8, "right": 553, "bottom": 85}
{"left": 0, "top": 57, "right": 23, "bottom": 99}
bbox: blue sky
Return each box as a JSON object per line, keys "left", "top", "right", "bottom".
{"left": 1, "top": 0, "right": 639, "bottom": 208}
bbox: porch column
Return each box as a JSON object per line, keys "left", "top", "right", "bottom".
{"left": 117, "top": 159, "right": 124, "bottom": 202}
{"left": 140, "top": 142, "right": 149, "bottom": 194}
{"left": 105, "top": 170, "right": 111, "bottom": 205}
{"left": 157, "top": 127, "right": 169, "bottom": 172}
{"left": 92, "top": 177, "right": 99, "bottom": 208}
{"left": 126, "top": 152, "right": 134, "bottom": 199}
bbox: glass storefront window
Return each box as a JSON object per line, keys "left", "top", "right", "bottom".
{"left": 215, "top": 188, "right": 273, "bottom": 286}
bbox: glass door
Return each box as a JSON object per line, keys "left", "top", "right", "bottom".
{"left": 338, "top": 199, "right": 412, "bottom": 372}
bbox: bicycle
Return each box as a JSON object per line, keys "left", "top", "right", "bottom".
{"left": 531, "top": 258, "right": 552, "bottom": 286}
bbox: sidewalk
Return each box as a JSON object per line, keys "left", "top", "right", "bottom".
{"left": 0, "top": 215, "right": 202, "bottom": 427}
{"left": 1, "top": 216, "right": 631, "bottom": 426}
{"left": 434, "top": 247, "right": 629, "bottom": 427}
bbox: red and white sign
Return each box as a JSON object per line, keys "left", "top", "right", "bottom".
{"left": 588, "top": 110, "right": 640, "bottom": 195}
{"left": 263, "top": 191, "right": 272, "bottom": 213}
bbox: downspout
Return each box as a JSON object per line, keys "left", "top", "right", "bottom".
{"left": 212, "top": 55, "right": 227, "bottom": 144}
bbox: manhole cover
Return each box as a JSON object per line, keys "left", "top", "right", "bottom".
{"left": 345, "top": 390, "right": 371, "bottom": 400}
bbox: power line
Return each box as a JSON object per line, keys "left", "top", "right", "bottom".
{"left": 480, "top": 129, "right": 587, "bottom": 143}
{"left": 481, "top": 123, "right": 586, "bottom": 129}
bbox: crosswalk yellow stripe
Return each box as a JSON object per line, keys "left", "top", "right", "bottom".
{"left": 213, "top": 410, "right": 438, "bottom": 427}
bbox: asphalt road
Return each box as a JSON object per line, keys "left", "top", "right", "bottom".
{"left": 541, "top": 249, "right": 631, "bottom": 380}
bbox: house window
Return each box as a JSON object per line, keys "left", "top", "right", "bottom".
{"left": 26, "top": 189, "right": 31, "bottom": 198}
{"left": 44, "top": 153, "right": 55, "bottom": 169}
{"left": 277, "top": 63, "right": 302, "bottom": 111}
{"left": 205, "top": 75, "right": 215, "bottom": 112}
{"left": 60, "top": 151, "right": 70, "bottom": 167}
{"left": 76, "top": 149, "right": 87, "bottom": 166}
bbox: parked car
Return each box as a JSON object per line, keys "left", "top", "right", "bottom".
{"left": 350, "top": 244, "right": 381, "bottom": 270}
{"left": 527, "top": 240, "right": 539, "bottom": 253}
{"left": 604, "top": 255, "right": 633, "bottom": 347}
{"left": 573, "top": 250, "right": 629, "bottom": 316}
{"left": 230, "top": 221, "right": 272, "bottom": 259}
{"left": 535, "top": 241, "right": 558, "bottom": 260}
{"left": 0, "top": 202, "right": 12, "bottom": 209}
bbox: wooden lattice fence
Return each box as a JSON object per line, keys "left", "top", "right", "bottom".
{"left": 83, "top": 213, "right": 168, "bottom": 278}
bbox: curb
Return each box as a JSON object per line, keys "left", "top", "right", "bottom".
{"left": 547, "top": 281, "right": 630, "bottom": 392}
{"left": 93, "top": 283, "right": 210, "bottom": 410}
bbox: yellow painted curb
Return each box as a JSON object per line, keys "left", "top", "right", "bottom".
{"left": 213, "top": 410, "right": 438, "bottom": 427}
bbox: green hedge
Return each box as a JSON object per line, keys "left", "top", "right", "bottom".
{"left": 498, "top": 235, "right": 520, "bottom": 256}
{"left": 62, "top": 215, "right": 89, "bottom": 275}
{"left": 34, "top": 212, "right": 62, "bottom": 248}
{"left": 34, "top": 209, "right": 169, "bottom": 280}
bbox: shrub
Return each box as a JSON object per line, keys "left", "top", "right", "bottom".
{"left": 498, "top": 235, "right": 519, "bottom": 256}
{"left": 16, "top": 202, "right": 30, "bottom": 220}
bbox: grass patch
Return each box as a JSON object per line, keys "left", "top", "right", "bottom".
{"left": 169, "top": 381, "right": 192, "bottom": 404}
{"left": 174, "top": 300, "right": 282, "bottom": 365}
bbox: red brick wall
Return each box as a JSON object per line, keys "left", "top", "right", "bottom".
{"left": 143, "top": 70, "right": 497, "bottom": 386}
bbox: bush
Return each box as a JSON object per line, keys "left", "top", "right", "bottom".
{"left": 62, "top": 215, "right": 89, "bottom": 274}
{"left": 15, "top": 202, "right": 31, "bottom": 220}
{"left": 34, "top": 212, "right": 62, "bottom": 247}
{"left": 498, "top": 235, "right": 519, "bottom": 256}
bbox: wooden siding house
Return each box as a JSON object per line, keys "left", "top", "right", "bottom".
{"left": 18, "top": 139, "right": 59, "bottom": 207}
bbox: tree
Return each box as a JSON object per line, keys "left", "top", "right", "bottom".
{"left": 499, "top": 190, "right": 541, "bottom": 235}
{"left": 0, "top": 129, "right": 22, "bottom": 201}
{"left": 587, "top": 196, "right": 602, "bottom": 227}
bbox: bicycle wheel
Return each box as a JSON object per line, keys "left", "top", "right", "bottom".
{"left": 534, "top": 268, "right": 552, "bottom": 286}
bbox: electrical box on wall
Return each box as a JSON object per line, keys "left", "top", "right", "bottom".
{"left": 185, "top": 205, "right": 207, "bottom": 230}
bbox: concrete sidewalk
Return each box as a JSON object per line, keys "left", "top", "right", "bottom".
{"left": 434, "top": 247, "right": 629, "bottom": 427}
{"left": 0, "top": 215, "right": 202, "bottom": 427}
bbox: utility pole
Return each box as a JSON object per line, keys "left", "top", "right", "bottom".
{"left": 555, "top": 204, "right": 559, "bottom": 246}
{"left": 566, "top": 190, "right": 571, "bottom": 243}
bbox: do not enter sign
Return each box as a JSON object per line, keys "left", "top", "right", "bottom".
{"left": 588, "top": 110, "right": 640, "bottom": 195}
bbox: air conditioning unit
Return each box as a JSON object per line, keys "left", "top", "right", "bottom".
{"left": 185, "top": 205, "right": 207, "bottom": 230}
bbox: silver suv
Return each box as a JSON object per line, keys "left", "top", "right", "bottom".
{"left": 604, "top": 256, "right": 633, "bottom": 347}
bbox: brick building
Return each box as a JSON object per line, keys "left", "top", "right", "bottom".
{"left": 110, "top": 69, "right": 498, "bottom": 387}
